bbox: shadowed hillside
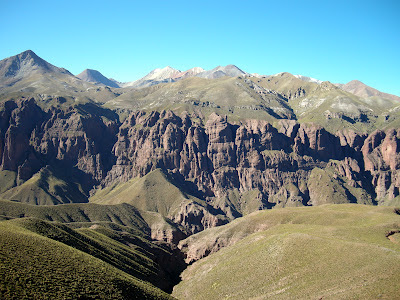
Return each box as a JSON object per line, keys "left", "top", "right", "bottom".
{"left": 0, "top": 218, "right": 176, "bottom": 299}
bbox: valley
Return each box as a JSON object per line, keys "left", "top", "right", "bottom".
{"left": 0, "top": 50, "right": 399, "bottom": 299}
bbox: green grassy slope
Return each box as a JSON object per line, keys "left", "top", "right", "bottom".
{"left": 307, "top": 164, "right": 374, "bottom": 206}
{"left": 90, "top": 169, "right": 228, "bottom": 235}
{"left": 0, "top": 170, "right": 17, "bottom": 194}
{"left": 0, "top": 200, "right": 150, "bottom": 234}
{"left": 0, "top": 65, "right": 121, "bottom": 106}
{"left": 0, "top": 166, "right": 87, "bottom": 205}
{"left": 252, "top": 73, "right": 400, "bottom": 133}
{"left": 90, "top": 169, "right": 197, "bottom": 216}
{"left": 90, "top": 169, "right": 225, "bottom": 224}
{"left": 105, "top": 76, "right": 295, "bottom": 123}
{"left": 0, "top": 199, "right": 187, "bottom": 242}
{"left": 173, "top": 204, "right": 400, "bottom": 300}
{"left": 0, "top": 218, "right": 174, "bottom": 299}
{"left": 15, "top": 218, "right": 178, "bottom": 290}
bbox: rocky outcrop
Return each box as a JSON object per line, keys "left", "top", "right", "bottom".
{"left": 171, "top": 201, "right": 228, "bottom": 234}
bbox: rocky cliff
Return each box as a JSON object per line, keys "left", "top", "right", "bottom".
{"left": 0, "top": 98, "right": 399, "bottom": 225}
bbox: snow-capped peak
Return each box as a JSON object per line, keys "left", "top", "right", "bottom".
{"left": 294, "top": 75, "right": 322, "bottom": 84}
{"left": 143, "top": 66, "right": 181, "bottom": 81}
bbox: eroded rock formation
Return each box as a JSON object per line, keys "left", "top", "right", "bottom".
{"left": 1, "top": 98, "right": 399, "bottom": 223}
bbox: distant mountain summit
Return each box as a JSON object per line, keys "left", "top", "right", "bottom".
{"left": 122, "top": 64, "right": 248, "bottom": 88}
{"left": 294, "top": 74, "right": 322, "bottom": 84}
{"left": 1, "top": 50, "right": 398, "bottom": 106}
{"left": 173, "top": 67, "right": 205, "bottom": 80}
{"left": 123, "top": 66, "right": 181, "bottom": 88}
{"left": 124, "top": 66, "right": 205, "bottom": 88}
{"left": 144, "top": 66, "right": 181, "bottom": 81}
{"left": 0, "top": 50, "right": 71, "bottom": 83}
{"left": 196, "top": 64, "right": 248, "bottom": 79}
{"left": 76, "top": 69, "right": 120, "bottom": 88}
{"left": 340, "top": 80, "right": 400, "bottom": 102}
{"left": 0, "top": 50, "right": 119, "bottom": 103}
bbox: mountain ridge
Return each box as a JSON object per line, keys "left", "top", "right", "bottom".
{"left": 2, "top": 50, "right": 399, "bottom": 100}
{"left": 340, "top": 79, "right": 400, "bottom": 101}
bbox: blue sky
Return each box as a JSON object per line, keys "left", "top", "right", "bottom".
{"left": 1, "top": 0, "right": 399, "bottom": 95}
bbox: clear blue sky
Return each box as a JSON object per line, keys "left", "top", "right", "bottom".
{"left": 1, "top": 0, "right": 399, "bottom": 95}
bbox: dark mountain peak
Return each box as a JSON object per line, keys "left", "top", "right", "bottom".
{"left": 76, "top": 68, "right": 120, "bottom": 88}
{"left": 19, "top": 49, "right": 37, "bottom": 58}
{"left": 14, "top": 50, "right": 53, "bottom": 70}
{"left": 0, "top": 50, "right": 71, "bottom": 80}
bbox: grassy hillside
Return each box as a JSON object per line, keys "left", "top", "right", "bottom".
{"left": 105, "top": 76, "right": 295, "bottom": 123}
{"left": 0, "top": 218, "right": 174, "bottom": 299}
{"left": 173, "top": 204, "right": 400, "bottom": 299}
{"left": 0, "top": 200, "right": 149, "bottom": 233}
{"left": 252, "top": 73, "right": 400, "bottom": 133}
{"left": 90, "top": 169, "right": 198, "bottom": 216}
{"left": 307, "top": 164, "right": 374, "bottom": 206}
{"left": 104, "top": 72, "right": 400, "bottom": 133}
{"left": 90, "top": 169, "right": 228, "bottom": 234}
{"left": 0, "top": 199, "right": 187, "bottom": 243}
{"left": 0, "top": 166, "right": 87, "bottom": 205}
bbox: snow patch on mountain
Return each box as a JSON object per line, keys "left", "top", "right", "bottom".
{"left": 294, "top": 75, "right": 322, "bottom": 84}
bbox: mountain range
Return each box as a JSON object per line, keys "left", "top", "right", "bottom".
{"left": 0, "top": 50, "right": 399, "bottom": 299}
{"left": 72, "top": 57, "right": 400, "bottom": 105}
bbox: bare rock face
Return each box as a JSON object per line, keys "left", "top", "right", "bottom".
{"left": 362, "top": 129, "right": 400, "bottom": 200}
{"left": 0, "top": 98, "right": 44, "bottom": 182}
{"left": 30, "top": 106, "right": 118, "bottom": 184}
{"left": 106, "top": 110, "right": 303, "bottom": 213}
{"left": 0, "top": 98, "right": 118, "bottom": 192}
{"left": 1, "top": 98, "right": 399, "bottom": 229}
{"left": 172, "top": 201, "right": 227, "bottom": 234}
{"left": 104, "top": 109, "right": 382, "bottom": 216}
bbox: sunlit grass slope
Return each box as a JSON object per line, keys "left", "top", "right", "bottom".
{"left": 90, "top": 169, "right": 212, "bottom": 218}
{"left": 106, "top": 76, "right": 294, "bottom": 123}
{"left": 0, "top": 218, "right": 174, "bottom": 299}
{"left": 173, "top": 204, "right": 400, "bottom": 300}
